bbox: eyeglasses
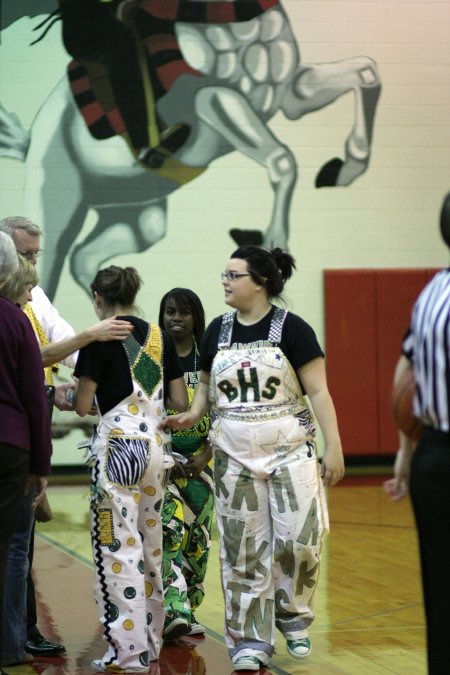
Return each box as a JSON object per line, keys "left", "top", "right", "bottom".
{"left": 18, "top": 249, "right": 44, "bottom": 260}
{"left": 221, "top": 272, "right": 250, "bottom": 282}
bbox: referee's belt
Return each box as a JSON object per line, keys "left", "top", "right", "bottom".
{"left": 422, "top": 425, "right": 450, "bottom": 441}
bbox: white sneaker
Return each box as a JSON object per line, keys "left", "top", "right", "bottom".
{"left": 187, "top": 613, "right": 206, "bottom": 636}
{"left": 232, "top": 655, "right": 261, "bottom": 671}
{"left": 286, "top": 637, "right": 312, "bottom": 658}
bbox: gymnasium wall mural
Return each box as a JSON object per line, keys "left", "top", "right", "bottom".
{"left": 0, "top": 0, "right": 380, "bottom": 300}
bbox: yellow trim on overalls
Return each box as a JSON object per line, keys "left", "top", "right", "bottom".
{"left": 144, "top": 322, "right": 163, "bottom": 365}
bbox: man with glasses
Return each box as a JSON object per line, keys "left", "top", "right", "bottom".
{"left": 16, "top": 247, "right": 44, "bottom": 260}
{"left": 0, "top": 216, "right": 133, "bottom": 665}
{"left": 1, "top": 219, "right": 77, "bottom": 399}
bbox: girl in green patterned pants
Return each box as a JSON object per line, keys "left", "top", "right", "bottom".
{"left": 159, "top": 289, "right": 214, "bottom": 640}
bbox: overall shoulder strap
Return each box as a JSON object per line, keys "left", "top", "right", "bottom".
{"left": 144, "top": 322, "right": 163, "bottom": 364}
{"left": 268, "top": 307, "right": 288, "bottom": 344}
{"left": 123, "top": 323, "right": 163, "bottom": 368}
{"left": 217, "top": 311, "right": 236, "bottom": 349}
{"left": 123, "top": 323, "right": 163, "bottom": 397}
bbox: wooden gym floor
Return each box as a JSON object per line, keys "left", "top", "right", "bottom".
{"left": 5, "top": 475, "right": 426, "bottom": 675}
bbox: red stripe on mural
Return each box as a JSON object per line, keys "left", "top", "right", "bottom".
{"left": 157, "top": 61, "right": 202, "bottom": 92}
{"left": 259, "top": 0, "right": 279, "bottom": 10}
{"left": 140, "top": 0, "right": 279, "bottom": 22}
{"left": 107, "top": 108, "right": 126, "bottom": 134}
{"left": 82, "top": 102, "right": 106, "bottom": 125}
{"left": 206, "top": 4, "right": 235, "bottom": 23}
{"left": 70, "top": 75, "right": 91, "bottom": 95}
{"left": 140, "top": 0, "right": 180, "bottom": 20}
{"left": 145, "top": 34, "right": 179, "bottom": 56}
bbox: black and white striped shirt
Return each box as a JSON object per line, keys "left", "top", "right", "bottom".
{"left": 403, "top": 269, "right": 450, "bottom": 432}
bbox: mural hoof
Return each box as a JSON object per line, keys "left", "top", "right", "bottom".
{"left": 315, "top": 158, "right": 343, "bottom": 188}
{"left": 229, "top": 229, "right": 264, "bottom": 246}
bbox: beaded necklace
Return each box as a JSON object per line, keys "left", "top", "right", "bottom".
{"left": 191, "top": 336, "right": 199, "bottom": 387}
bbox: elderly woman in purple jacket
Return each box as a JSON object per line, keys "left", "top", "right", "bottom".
{"left": 0, "top": 232, "right": 52, "bottom": 669}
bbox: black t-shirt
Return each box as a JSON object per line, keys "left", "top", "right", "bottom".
{"left": 200, "top": 307, "right": 324, "bottom": 377}
{"left": 74, "top": 316, "right": 183, "bottom": 415}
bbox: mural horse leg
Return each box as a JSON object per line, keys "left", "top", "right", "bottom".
{"left": 283, "top": 56, "right": 381, "bottom": 187}
{"left": 69, "top": 198, "right": 168, "bottom": 294}
{"left": 194, "top": 87, "right": 298, "bottom": 250}
{"left": 213, "top": 55, "right": 381, "bottom": 246}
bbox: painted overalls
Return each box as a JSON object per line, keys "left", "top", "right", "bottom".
{"left": 209, "top": 309, "right": 329, "bottom": 666}
{"left": 87, "top": 324, "right": 173, "bottom": 672}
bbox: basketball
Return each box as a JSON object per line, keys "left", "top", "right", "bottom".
{"left": 391, "top": 368, "right": 422, "bottom": 442}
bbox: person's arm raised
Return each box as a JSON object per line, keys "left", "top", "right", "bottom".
{"left": 40, "top": 317, "right": 133, "bottom": 367}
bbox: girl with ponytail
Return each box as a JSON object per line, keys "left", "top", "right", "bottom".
{"left": 73, "top": 265, "right": 188, "bottom": 673}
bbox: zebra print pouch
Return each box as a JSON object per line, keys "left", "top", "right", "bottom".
{"left": 106, "top": 435, "right": 151, "bottom": 487}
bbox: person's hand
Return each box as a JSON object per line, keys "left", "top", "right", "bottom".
{"left": 54, "top": 382, "right": 76, "bottom": 411}
{"left": 159, "top": 412, "right": 196, "bottom": 431}
{"left": 25, "top": 475, "right": 48, "bottom": 509}
{"left": 87, "top": 317, "right": 133, "bottom": 342}
{"left": 184, "top": 449, "right": 211, "bottom": 479}
{"left": 321, "top": 443, "right": 345, "bottom": 487}
{"left": 170, "top": 460, "right": 188, "bottom": 481}
{"left": 383, "top": 442, "right": 413, "bottom": 501}
{"left": 383, "top": 476, "right": 408, "bottom": 501}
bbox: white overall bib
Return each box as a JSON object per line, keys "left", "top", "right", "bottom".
{"left": 210, "top": 309, "right": 329, "bottom": 665}
{"left": 87, "top": 325, "right": 173, "bottom": 672}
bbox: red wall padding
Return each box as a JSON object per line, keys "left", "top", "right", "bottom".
{"left": 324, "top": 271, "right": 378, "bottom": 455}
{"left": 324, "top": 269, "right": 440, "bottom": 456}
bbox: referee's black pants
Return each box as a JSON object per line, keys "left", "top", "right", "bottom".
{"left": 410, "top": 427, "right": 450, "bottom": 675}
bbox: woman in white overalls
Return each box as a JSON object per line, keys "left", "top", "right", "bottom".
{"left": 74, "top": 266, "right": 188, "bottom": 673}
{"left": 162, "top": 246, "right": 345, "bottom": 672}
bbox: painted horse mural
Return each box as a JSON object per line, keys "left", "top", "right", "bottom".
{"left": 0, "top": 0, "right": 381, "bottom": 300}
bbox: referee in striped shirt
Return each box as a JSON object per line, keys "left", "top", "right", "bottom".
{"left": 386, "top": 193, "right": 450, "bottom": 675}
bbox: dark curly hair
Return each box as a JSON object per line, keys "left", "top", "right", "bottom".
{"left": 230, "top": 245, "right": 296, "bottom": 299}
